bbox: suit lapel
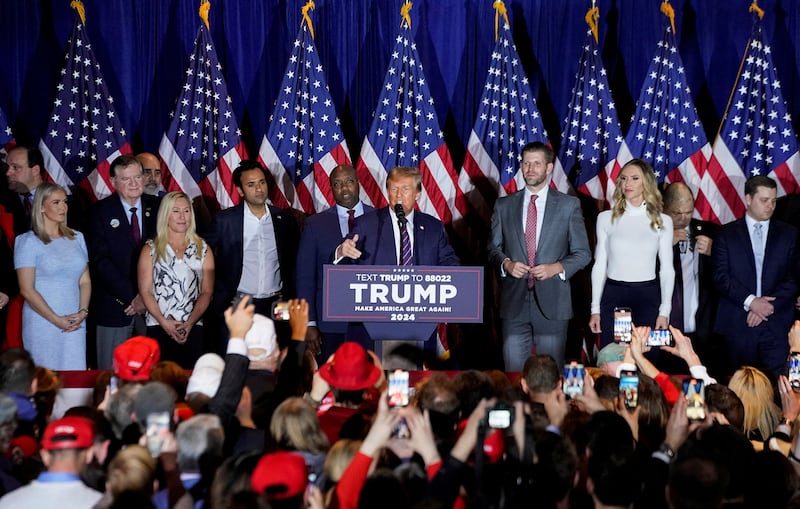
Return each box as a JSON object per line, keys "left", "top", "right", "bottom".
{"left": 737, "top": 219, "right": 757, "bottom": 271}
{"left": 511, "top": 191, "right": 528, "bottom": 257}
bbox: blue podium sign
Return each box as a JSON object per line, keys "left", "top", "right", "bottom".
{"left": 322, "top": 265, "right": 484, "bottom": 323}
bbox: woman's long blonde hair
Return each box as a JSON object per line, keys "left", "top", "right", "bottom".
{"left": 728, "top": 366, "right": 780, "bottom": 439}
{"left": 152, "top": 191, "right": 203, "bottom": 262}
{"left": 611, "top": 159, "right": 664, "bottom": 231}
{"left": 31, "top": 183, "right": 74, "bottom": 244}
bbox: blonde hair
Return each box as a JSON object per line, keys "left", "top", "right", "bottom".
{"left": 611, "top": 159, "right": 664, "bottom": 230}
{"left": 324, "top": 439, "right": 361, "bottom": 483}
{"left": 270, "top": 397, "right": 330, "bottom": 455}
{"left": 31, "top": 183, "right": 74, "bottom": 244}
{"left": 728, "top": 366, "right": 780, "bottom": 439}
{"left": 106, "top": 445, "right": 156, "bottom": 497}
{"left": 152, "top": 191, "right": 203, "bottom": 262}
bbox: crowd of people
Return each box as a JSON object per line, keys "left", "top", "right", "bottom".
{"left": 0, "top": 142, "right": 799, "bottom": 507}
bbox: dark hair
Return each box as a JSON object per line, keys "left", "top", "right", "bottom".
{"left": 232, "top": 160, "right": 267, "bottom": 190}
{"left": 522, "top": 355, "right": 560, "bottom": 394}
{"left": 668, "top": 454, "right": 727, "bottom": 509}
{"left": 593, "top": 375, "right": 620, "bottom": 402}
{"left": 521, "top": 141, "right": 555, "bottom": 165}
{"left": 109, "top": 155, "right": 142, "bottom": 178}
{"left": 705, "top": 384, "right": 745, "bottom": 431}
{"left": 0, "top": 348, "right": 36, "bottom": 394}
{"left": 744, "top": 175, "right": 777, "bottom": 197}
{"left": 453, "top": 370, "right": 495, "bottom": 417}
{"left": 11, "top": 146, "right": 45, "bottom": 171}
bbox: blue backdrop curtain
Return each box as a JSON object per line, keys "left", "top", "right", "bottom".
{"left": 0, "top": 0, "right": 798, "bottom": 178}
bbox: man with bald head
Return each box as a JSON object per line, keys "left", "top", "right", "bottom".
{"left": 663, "top": 183, "right": 718, "bottom": 370}
{"left": 135, "top": 152, "right": 164, "bottom": 197}
{"left": 296, "top": 165, "right": 372, "bottom": 359}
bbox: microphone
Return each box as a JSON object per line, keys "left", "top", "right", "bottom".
{"left": 394, "top": 203, "right": 407, "bottom": 227}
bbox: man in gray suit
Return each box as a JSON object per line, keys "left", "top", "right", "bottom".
{"left": 488, "top": 142, "right": 591, "bottom": 371}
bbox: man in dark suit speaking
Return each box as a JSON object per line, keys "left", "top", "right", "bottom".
{"left": 487, "top": 142, "right": 591, "bottom": 371}
{"left": 712, "top": 175, "right": 797, "bottom": 377}
{"left": 335, "top": 166, "right": 459, "bottom": 267}
{"left": 335, "top": 167, "right": 459, "bottom": 358}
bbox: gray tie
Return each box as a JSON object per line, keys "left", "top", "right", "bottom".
{"left": 753, "top": 222, "right": 764, "bottom": 296}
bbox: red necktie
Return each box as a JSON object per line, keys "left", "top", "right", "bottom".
{"left": 525, "top": 194, "right": 538, "bottom": 288}
{"left": 130, "top": 207, "right": 141, "bottom": 245}
{"left": 347, "top": 209, "right": 355, "bottom": 233}
{"left": 21, "top": 192, "right": 32, "bottom": 221}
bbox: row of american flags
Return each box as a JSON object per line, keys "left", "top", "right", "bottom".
{"left": 1, "top": 1, "right": 797, "bottom": 231}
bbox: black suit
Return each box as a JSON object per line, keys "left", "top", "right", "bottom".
{"left": 669, "top": 220, "right": 719, "bottom": 362}
{"left": 204, "top": 203, "right": 300, "bottom": 316}
{"left": 89, "top": 194, "right": 159, "bottom": 368}
{"left": 89, "top": 194, "right": 160, "bottom": 326}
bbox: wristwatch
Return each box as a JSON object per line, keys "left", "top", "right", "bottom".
{"left": 657, "top": 443, "right": 675, "bottom": 461}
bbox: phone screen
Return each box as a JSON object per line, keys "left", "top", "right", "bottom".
{"left": 613, "top": 308, "right": 632, "bottom": 343}
{"left": 563, "top": 362, "right": 585, "bottom": 400}
{"left": 646, "top": 329, "right": 674, "bottom": 347}
{"left": 145, "top": 412, "right": 171, "bottom": 457}
{"left": 790, "top": 354, "right": 800, "bottom": 391}
{"left": 272, "top": 301, "right": 291, "bottom": 321}
{"left": 388, "top": 370, "right": 410, "bottom": 408}
{"left": 683, "top": 378, "right": 706, "bottom": 421}
{"left": 619, "top": 372, "right": 639, "bottom": 410}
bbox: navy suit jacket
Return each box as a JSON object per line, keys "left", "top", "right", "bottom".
{"left": 204, "top": 203, "right": 300, "bottom": 314}
{"left": 347, "top": 207, "right": 459, "bottom": 266}
{"left": 295, "top": 204, "right": 373, "bottom": 334}
{"left": 88, "top": 193, "right": 160, "bottom": 326}
{"left": 712, "top": 217, "right": 797, "bottom": 342}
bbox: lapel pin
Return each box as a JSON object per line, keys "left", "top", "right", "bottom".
{"left": 110, "top": 219, "right": 120, "bottom": 228}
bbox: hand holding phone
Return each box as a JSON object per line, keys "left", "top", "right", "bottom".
{"left": 563, "top": 362, "right": 585, "bottom": 400}
{"left": 683, "top": 378, "right": 706, "bottom": 421}
{"left": 230, "top": 292, "right": 251, "bottom": 311}
{"left": 619, "top": 371, "right": 639, "bottom": 410}
{"left": 614, "top": 308, "right": 632, "bottom": 343}
{"left": 388, "top": 370, "right": 410, "bottom": 408}
{"left": 146, "top": 412, "right": 171, "bottom": 457}
{"left": 646, "top": 329, "right": 674, "bottom": 347}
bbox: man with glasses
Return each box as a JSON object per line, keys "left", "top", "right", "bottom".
{"left": 89, "top": 155, "right": 160, "bottom": 368}
{"left": 136, "top": 152, "right": 164, "bottom": 197}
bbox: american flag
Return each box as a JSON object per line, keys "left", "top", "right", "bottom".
{"left": 703, "top": 21, "right": 799, "bottom": 224}
{"left": 159, "top": 21, "right": 247, "bottom": 211}
{"left": 356, "top": 6, "right": 466, "bottom": 226}
{"left": 257, "top": 11, "right": 351, "bottom": 214}
{"left": 618, "top": 25, "right": 710, "bottom": 209}
{"left": 0, "top": 107, "right": 14, "bottom": 158}
{"left": 459, "top": 15, "right": 564, "bottom": 223}
{"left": 38, "top": 18, "right": 131, "bottom": 201}
{"left": 558, "top": 29, "right": 628, "bottom": 203}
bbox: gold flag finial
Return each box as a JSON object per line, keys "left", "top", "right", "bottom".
{"left": 749, "top": 1, "right": 764, "bottom": 19}
{"left": 400, "top": 1, "right": 412, "bottom": 30}
{"left": 660, "top": 0, "right": 676, "bottom": 35}
{"left": 585, "top": 5, "right": 600, "bottom": 44}
{"left": 199, "top": 0, "right": 210, "bottom": 30}
{"left": 301, "top": 1, "right": 316, "bottom": 39}
{"left": 70, "top": 0, "right": 86, "bottom": 25}
{"left": 493, "top": 1, "right": 509, "bottom": 42}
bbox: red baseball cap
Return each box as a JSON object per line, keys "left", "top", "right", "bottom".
{"left": 113, "top": 336, "right": 160, "bottom": 381}
{"left": 251, "top": 451, "right": 308, "bottom": 500}
{"left": 41, "top": 416, "right": 94, "bottom": 450}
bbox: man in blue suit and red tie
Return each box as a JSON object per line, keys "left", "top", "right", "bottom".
{"left": 296, "top": 164, "right": 373, "bottom": 359}
{"left": 712, "top": 175, "right": 798, "bottom": 377}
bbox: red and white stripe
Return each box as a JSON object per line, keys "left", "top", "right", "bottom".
{"left": 39, "top": 140, "right": 129, "bottom": 201}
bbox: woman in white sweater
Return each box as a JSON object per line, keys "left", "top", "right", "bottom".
{"left": 589, "top": 159, "right": 674, "bottom": 347}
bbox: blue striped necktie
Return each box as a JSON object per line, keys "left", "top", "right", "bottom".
{"left": 400, "top": 221, "right": 413, "bottom": 266}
